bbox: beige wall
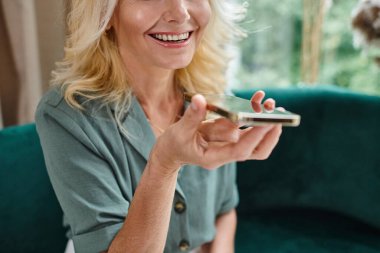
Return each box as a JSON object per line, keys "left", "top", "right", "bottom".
{"left": 35, "top": 0, "right": 65, "bottom": 91}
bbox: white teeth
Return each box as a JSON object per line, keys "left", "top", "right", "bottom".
{"left": 153, "top": 32, "right": 190, "bottom": 42}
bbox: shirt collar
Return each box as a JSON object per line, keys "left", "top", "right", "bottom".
{"left": 119, "top": 96, "right": 156, "bottom": 161}
{"left": 119, "top": 95, "right": 189, "bottom": 200}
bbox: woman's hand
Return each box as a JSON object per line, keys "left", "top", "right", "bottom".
{"left": 150, "top": 91, "right": 282, "bottom": 175}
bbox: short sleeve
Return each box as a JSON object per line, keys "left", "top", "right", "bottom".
{"left": 36, "top": 102, "right": 130, "bottom": 253}
{"left": 218, "top": 162, "right": 239, "bottom": 215}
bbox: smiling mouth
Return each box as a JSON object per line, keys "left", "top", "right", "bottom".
{"left": 148, "top": 32, "right": 192, "bottom": 43}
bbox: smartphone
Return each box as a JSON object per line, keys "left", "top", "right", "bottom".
{"left": 184, "top": 93, "right": 301, "bottom": 127}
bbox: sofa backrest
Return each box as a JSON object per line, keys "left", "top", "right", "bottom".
{"left": 234, "top": 86, "right": 380, "bottom": 230}
{"left": 0, "top": 124, "right": 67, "bottom": 252}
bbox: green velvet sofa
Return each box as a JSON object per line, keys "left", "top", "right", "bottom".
{"left": 1, "top": 86, "right": 380, "bottom": 253}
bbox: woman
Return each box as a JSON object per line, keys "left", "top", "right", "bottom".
{"left": 36, "top": 0, "right": 282, "bottom": 252}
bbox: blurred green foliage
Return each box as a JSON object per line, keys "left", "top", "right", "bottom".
{"left": 235, "top": 0, "right": 380, "bottom": 95}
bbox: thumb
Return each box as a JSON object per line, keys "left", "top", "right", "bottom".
{"left": 180, "top": 94, "right": 207, "bottom": 133}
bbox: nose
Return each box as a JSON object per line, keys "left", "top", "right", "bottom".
{"left": 163, "top": 0, "right": 191, "bottom": 24}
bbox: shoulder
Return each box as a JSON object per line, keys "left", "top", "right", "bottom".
{"left": 36, "top": 86, "right": 113, "bottom": 125}
{"left": 37, "top": 85, "right": 65, "bottom": 109}
{"left": 35, "top": 86, "right": 120, "bottom": 154}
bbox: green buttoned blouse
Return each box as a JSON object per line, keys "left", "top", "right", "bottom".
{"left": 35, "top": 87, "right": 239, "bottom": 253}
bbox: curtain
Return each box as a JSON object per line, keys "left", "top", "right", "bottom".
{"left": 0, "top": 0, "right": 42, "bottom": 128}
{"left": 0, "top": 2, "right": 19, "bottom": 128}
{"left": 0, "top": 0, "right": 65, "bottom": 128}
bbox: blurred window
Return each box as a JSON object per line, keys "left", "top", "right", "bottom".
{"left": 234, "top": 0, "right": 380, "bottom": 95}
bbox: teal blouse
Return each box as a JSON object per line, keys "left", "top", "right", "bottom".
{"left": 35, "top": 87, "right": 239, "bottom": 253}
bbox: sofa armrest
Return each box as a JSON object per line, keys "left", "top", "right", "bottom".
{"left": 0, "top": 124, "right": 67, "bottom": 251}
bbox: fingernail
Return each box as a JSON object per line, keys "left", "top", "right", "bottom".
{"left": 191, "top": 102, "right": 198, "bottom": 111}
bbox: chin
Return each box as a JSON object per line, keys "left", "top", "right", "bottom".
{"left": 160, "top": 58, "right": 194, "bottom": 70}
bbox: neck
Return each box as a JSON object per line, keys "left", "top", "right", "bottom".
{"left": 122, "top": 58, "right": 180, "bottom": 108}
{"left": 127, "top": 68, "right": 183, "bottom": 125}
{"left": 120, "top": 50, "right": 184, "bottom": 136}
{"left": 131, "top": 72, "right": 179, "bottom": 109}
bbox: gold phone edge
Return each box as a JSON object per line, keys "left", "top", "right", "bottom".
{"left": 183, "top": 93, "right": 301, "bottom": 127}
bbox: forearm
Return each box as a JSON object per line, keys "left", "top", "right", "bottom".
{"left": 201, "top": 209, "right": 237, "bottom": 253}
{"left": 108, "top": 156, "right": 179, "bottom": 253}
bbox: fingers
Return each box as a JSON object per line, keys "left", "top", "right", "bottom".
{"left": 161, "top": 92, "right": 284, "bottom": 170}
{"left": 200, "top": 125, "right": 274, "bottom": 168}
{"left": 251, "top": 91, "right": 265, "bottom": 113}
{"left": 250, "top": 91, "right": 276, "bottom": 113}
{"left": 250, "top": 125, "right": 282, "bottom": 160}
{"left": 198, "top": 118, "right": 239, "bottom": 143}
{"left": 251, "top": 90, "right": 265, "bottom": 104}
{"left": 230, "top": 125, "right": 274, "bottom": 161}
{"left": 263, "top": 98, "right": 275, "bottom": 111}
{"left": 179, "top": 94, "right": 207, "bottom": 134}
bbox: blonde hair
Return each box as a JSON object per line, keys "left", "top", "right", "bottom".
{"left": 52, "top": 0, "right": 246, "bottom": 128}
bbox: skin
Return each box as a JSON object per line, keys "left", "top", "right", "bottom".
{"left": 105, "top": 0, "right": 283, "bottom": 252}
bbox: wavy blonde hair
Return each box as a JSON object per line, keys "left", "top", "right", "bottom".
{"left": 52, "top": 0, "right": 246, "bottom": 127}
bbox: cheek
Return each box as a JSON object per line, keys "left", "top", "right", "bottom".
{"left": 130, "top": 9, "right": 147, "bottom": 25}
{"left": 192, "top": 1, "right": 211, "bottom": 46}
{"left": 118, "top": 8, "right": 152, "bottom": 39}
{"left": 197, "top": 1, "right": 212, "bottom": 28}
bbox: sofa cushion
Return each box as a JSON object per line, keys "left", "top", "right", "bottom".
{"left": 236, "top": 208, "right": 380, "bottom": 253}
